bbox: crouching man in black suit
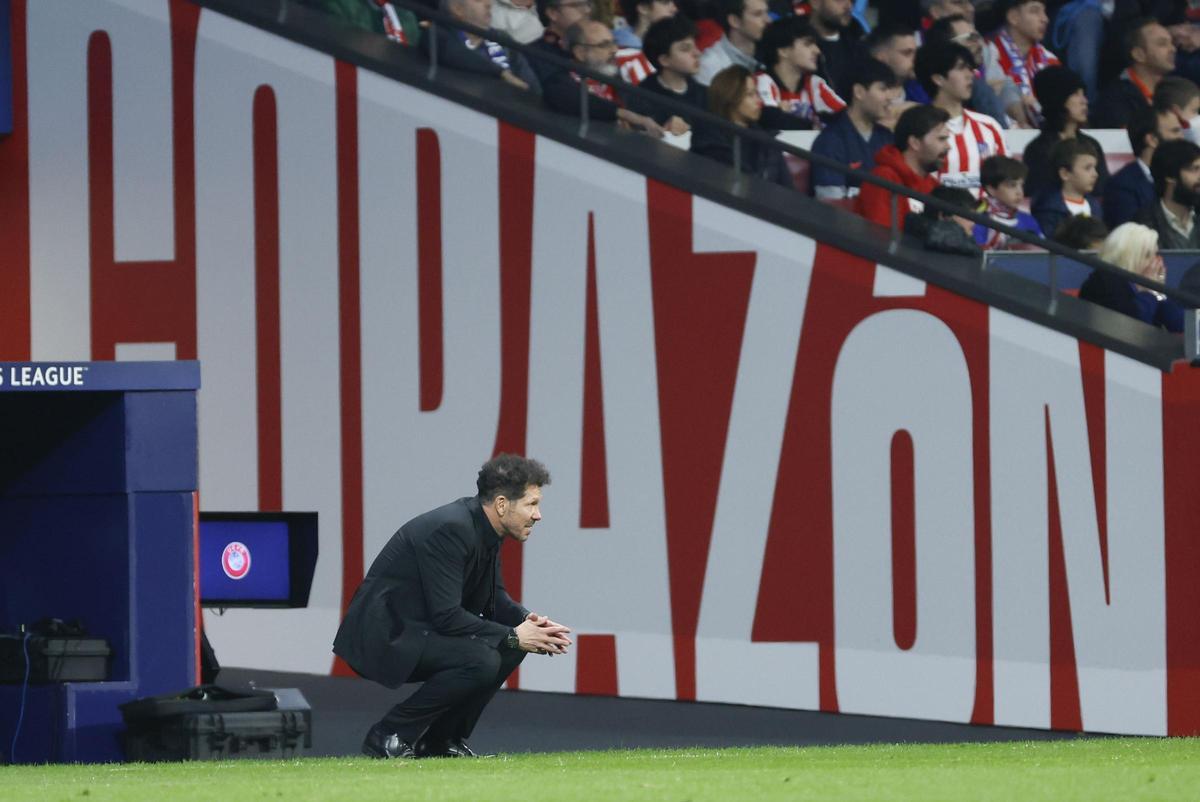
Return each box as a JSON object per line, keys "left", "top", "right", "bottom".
{"left": 333, "top": 454, "right": 572, "bottom": 759}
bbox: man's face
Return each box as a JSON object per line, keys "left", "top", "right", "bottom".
{"left": 878, "top": 34, "right": 918, "bottom": 81}
{"left": 735, "top": 75, "right": 764, "bottom": 123}
{"left": 949, "top": 19, "right": 984, "bottom": 63}
{"left": 660, "top": 36, "right": 700, "bottom": 75}
{"left": 915, "top": 123, "right": 951, "bottom": 173}
{"left": 574, "top": 20, "right": 617, "bottom": 68}
{"left": 642, "top": 0, "right": 676, "bottom": 24}
{"left": 1179, "top": 158, "right": 1200, "bottom": 196}
{"left": 781, "top": 36, "right": 822, "bottom": 73}
{"left": 937, "top": 59, "right": 974, "bottom": 103}
{"left": 496, "top": 484, "right": 543, "bottom": 542}
{"left": 990, "top": 177, "right": 1025, "bottom": 208}
{"left": 931, "top": 0, "right": 975, "bottom": 23}
{"left": 1063, "top": 154, "right": 1099, "bottom": 195}
{"left": 731, "top": 0, "right": 769, "bottom": 43}
{"left": 454, "top": 0, "right": 493, "bottom": 29}
{"left": 1136, "top": 24, "right": 1177, "bottom": 74}
{"left": 855, "top": 80, "right": 893, "bottom": 122}
{"left": 1007, "top": 1, "right": 1048, "bottom": 43}
{"left": 811, "top": 0, "right": 852, "bottom": 31}
{"left": 548, "top": 0, "right": 592, "bottom": 34}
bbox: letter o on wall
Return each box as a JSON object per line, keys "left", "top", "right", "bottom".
{"left": 831, "top": 309, "right": 976, "bottom": 722}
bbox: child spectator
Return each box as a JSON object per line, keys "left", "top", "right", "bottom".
{"left": 975, "top": 155, "right": 1042, "bottom": 249}
{"left": 627, "top": 16, "right": 706, "bottom": 129}
{"left": 916, "top": 42, "right": 1008, "bottom": 195}
{"left": 1031, "top": 138, "right": 1102, "bottom": 237}
{"left": 755, "top": 17, "right": 845, "bottom": 130}
{"left": 1052, "top": 214, "right": 1109, "bottom": 252}
{"left": 1021, "top": 66, "right": 1108, "bottom": 200}
{"left": 810, "top": 58, "right": 897, "bottom": 201}
{"left": 857, "top": 104, "right": 951, "bottom": 227}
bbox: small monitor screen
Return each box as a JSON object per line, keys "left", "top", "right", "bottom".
{"left": 200, "top": 520, "right": 291, "bottom": 605}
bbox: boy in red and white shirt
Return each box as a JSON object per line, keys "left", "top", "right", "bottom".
{"left": 986, "top": 0, "right": 1059, "bottom": 125}
{"left": 755, "top": 16, "right": 845, "bottom": 130}
{"left": 916, "top": 42, "right": 1007, "bottom": 196}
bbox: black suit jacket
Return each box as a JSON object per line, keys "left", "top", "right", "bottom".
{"left": 332, "top": 497, "right": 528, "bottom": 688}
{"left": 1104, "top": 161, "right": 1155, "bottom": 229}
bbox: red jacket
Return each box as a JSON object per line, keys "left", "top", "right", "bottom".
{"left": 856, "top": 145, "right": 939, "bottom": 228}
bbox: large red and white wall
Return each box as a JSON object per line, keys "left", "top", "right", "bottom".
{"left": 3, "top": 0, "right": 1200, "bottom": 736}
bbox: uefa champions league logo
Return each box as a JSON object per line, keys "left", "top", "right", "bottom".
{"left": 221, "top": 541, "right": 251, "bottom": 580}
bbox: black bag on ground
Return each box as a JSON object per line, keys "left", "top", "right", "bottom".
{"left": 121, "top": 685, "right": 312, "bottom": 761}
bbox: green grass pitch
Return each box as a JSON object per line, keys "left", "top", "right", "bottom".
{"left": 5, "top": 739, "right": 1200, "bottom": 802}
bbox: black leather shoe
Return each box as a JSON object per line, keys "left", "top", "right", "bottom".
{"left": 362, "top": 724, "right": 416, "bottom": 759}
{"left": 415, "top": 738, "right": 487, "bottom": 758}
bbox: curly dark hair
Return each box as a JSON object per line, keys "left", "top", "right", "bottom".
{"left": 476, "top": 454, "right": 552, "bottom": 503}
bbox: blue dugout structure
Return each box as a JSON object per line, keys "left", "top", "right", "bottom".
{"left": 0, "top": 361, "right": 200, "bottom": 763}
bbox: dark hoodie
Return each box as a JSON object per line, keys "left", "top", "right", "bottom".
{"left": 856, "top": 144, "right": 939, "bottom": 228}
{"left": 689, "top": 122, "right": 794, "bottom": 189}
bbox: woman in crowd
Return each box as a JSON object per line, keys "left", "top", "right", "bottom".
{"left": 1022, "top": 65, "right": 1110, "bottom": 199}
{"left": 690, "top": 65, "right": 794, "bottom": 187}
{"left": 1079, "top": 222, "right": 1182, "bottom": 332}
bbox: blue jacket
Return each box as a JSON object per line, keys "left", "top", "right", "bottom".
{"left": 810, "top": 111, "right": 892, "bottom": 197}
{"left": 1031, "top": 190, "right": 1102, "bottom": 240}
{"left": 1103, "top": 160, "right": 1155, "bottom": 229}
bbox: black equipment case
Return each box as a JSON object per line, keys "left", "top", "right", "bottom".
{"left": 121, "top": 685, "right": 312, "bottom": 761}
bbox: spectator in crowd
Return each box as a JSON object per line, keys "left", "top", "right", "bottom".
{"left": 916, "top": 43, "right": 1008, "bottom": 195}
{"left": 755, "top": 17, "right": 846, "bottom": 129}
{"left": 906, "top": 185, "right": 984, "bottom": 254}
{"left": 804, "top": 0, "right": 863, "bottom": 96}
{"left": 863, "top": 23, "right": 921, "bottom": 101}
{"left": 1021, "top": 66, "right": 1108, "bottom": 200}
{"left": 1134, "top": 138, "right": 1200, "bottom": 249}
{"left": 857, "top": 104, "right": 952, "bottom": 226}
{"left": 1093, "top": 18, "right": 1177, "bottom": 129}
{"left": 1045, "top": 0, "right": 1110, "bottom": 102}
{"left": 528, "top": 0, "right": 596, "bottom": 81}
{"left": 1032, "top": 138, "right": 1102, "bottom": 236}
{"left": 614, "top": 0, "right": 677, "bottom": 48}
{"left": 1153, "top": 75, "right": 1200, "bottom": 145}
{"left": 541, "top": 20, "right": 669, "bottom": 135}
{"left": 697, "top": 0, "right": 769, "bottom": 85}
{"left": 986, "top": 0, "right": 1059, "bottom": 126}
{"left": 1079, "top": 222, "right": 1181, "bottom": 332}
{"left": 299, "top": 0, "right": 420, "bottom": 45}
{"left": 691, "top": 65, "right": 794, "bottom": 186}
{"left": 493, "top": 0, "right": 545, "bottom": 43}
{"left": 924, "top": 14, "right": 1020, "bottom": 126}
{"left": 811, "top": 58, "right": 898, "bottom": 201}
{"left": 1053, "top": 214, "right": 1109, "bottom": 251}
{"left": 627, "top": 16, "right": 706, "bottom": 127}
{"left": 918, "top": 0, "right": 977, "bottom": 31}
{"left": 423, "top": 0, "right": 541, "bottom": 91}
{"left": 975, "top": 155, "right": 1043, "bottom": 249}
{"left": 1104, "top": 104, "right": 1184, "bottom": 228}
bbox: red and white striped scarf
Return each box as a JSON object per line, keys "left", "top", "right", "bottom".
{"left": 374, "top": 0, "right": 409, "bottom": 45}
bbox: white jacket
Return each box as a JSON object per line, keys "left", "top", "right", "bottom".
{"left": 491, "top": 0, "right": 544, "bottom": 44}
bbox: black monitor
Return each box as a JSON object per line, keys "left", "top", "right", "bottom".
{"left": 198, "top": 512, "right": 318, "bottom": 608}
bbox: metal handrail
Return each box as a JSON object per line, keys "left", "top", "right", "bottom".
{"left": 295, "top": 0, "right": 1200, "bottom": 311}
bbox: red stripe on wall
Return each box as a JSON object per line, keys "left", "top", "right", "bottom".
{"left": 333, "top": 60, "right": 364, "bottom": 677}
{"left": 0, "top": 0, "right": 31, "bottom": 359}
{"left": 168, "top": 0, "right": 200, "bottom": 361}
{"left": 253, "top": 86, "right": 283, "bottom": 511}
{"left": 1046, "top": 407, "right": 1083, "bottom": 731}
{"left": 416, "top": 128, "right": 444, "bottom": 413}
{"left": 1078, "top": 343, "right": 1110, "bottom": 602}
{"left": 86, "top": 32, "right": 116, "bottom": 358}
{"left": 580, "top": 212, "right": 610, "bottom": 528}
{"left": 890, "top": 430, "right": 916, "bottom": 651}
{"left": 646, "top": 179, "right": 756, "bottom": 701}
{"left": 494, "top": 122, "right": 537, "bottom": 689}
{"left": 575, "top": 634, "right": 619, "bottom": 696}
{"left": 1162, "top": 368, "right": 1200, "bottom": 735}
